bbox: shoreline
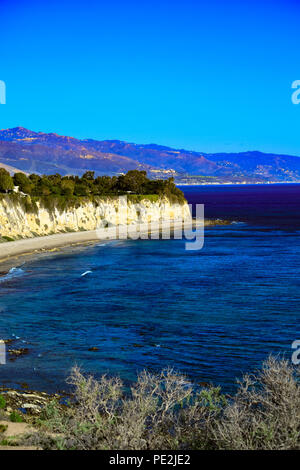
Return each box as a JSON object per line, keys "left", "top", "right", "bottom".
{"left": 0, "top": 217, "right": 232, "bottom": 398}
{"left": 0, "top": 218, "right": 232, "bottom": 271}
{"left": 177, "top": 181, "right": 300, "bottom": 186}
{"left": 0, "top": 230, "right": 103, "bottom": 270}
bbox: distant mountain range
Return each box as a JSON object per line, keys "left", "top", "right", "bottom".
{"left": 1, "top": 127, "right": 300, "bottom": 183}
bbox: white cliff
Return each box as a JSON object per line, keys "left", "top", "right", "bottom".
{"left": 0, "top": 195, "right": 191, "bottom": 240}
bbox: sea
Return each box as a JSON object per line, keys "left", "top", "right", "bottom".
{"left": 0, "top": 184, "right": 299, "bottom": 394}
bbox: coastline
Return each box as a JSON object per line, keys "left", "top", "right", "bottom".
{"left": 0, "top": 218, "right": 231, "bottom": 271}
{"left": 0, "top": 230, "right": 102, "bottom": 268}
{"left": 177, "top": 181, "right": 300, "bottom": 186}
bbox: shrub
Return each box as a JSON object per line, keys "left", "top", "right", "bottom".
{"left": 0, "top": 438, "right": 18, "bottom": 447}
{"left": 2, "top": 236, "right": 14, "bottom": 242}
{"left": 24, "top": 356, "right": 299, "bottom": 450}
{"left": 0, "top": 169, "right": 14, "bottom": 192}
{"left": 0, "top": 424, "right": 8, "bottom": 434}
{"left": 211, "top": 356, "right": 300, "bottom": 450}
{"left": 10, "top": 411, "right": 24, "bottom": 423}
{"left": 0, "top": 395, "right": 6, "bottom": 409}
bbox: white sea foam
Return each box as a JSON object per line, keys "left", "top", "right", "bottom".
{"left": 0, "top": 267, "right": 25, "bottom": 283}
{"left": 81, "top": 270, "right": 93, "bottom": 277}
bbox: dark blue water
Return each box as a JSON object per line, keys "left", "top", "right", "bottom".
{"left": 180, "top": 183, "right": 300, "bottom": 228}
{"left": 0, "top": 184, "right": 299, "bottom": 393}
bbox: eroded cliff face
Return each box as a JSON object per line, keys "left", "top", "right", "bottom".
{"left": 0, "top": 196, "right": 191, "bottom": 239}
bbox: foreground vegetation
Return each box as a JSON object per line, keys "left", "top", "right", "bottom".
{"left": 19, "top": 357, "right": 300, "bottom": 450}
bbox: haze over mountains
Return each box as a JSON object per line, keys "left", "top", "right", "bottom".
{"left": 1, "top": 127, "right": 300, "bottom": 184}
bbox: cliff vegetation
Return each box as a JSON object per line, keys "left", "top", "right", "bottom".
{"left": 0, "top": 170, "right": 189, "bottom": 241}
{"left": 0, "top": 169, "right": 186, "bottom": 210}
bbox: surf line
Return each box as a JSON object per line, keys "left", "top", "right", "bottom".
{"left": 81, "top": 270, "right": 92, "bottom": 277}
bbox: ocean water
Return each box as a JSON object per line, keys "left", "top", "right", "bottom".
{"left": 0, "top": 184, "right": 299, "bottom": 393}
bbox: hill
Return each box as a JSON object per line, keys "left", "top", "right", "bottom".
{"left": 1, "top": 127, "right": 300, "bottom": 183}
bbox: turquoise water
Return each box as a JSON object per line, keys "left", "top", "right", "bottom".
{"left": 0, "top": 185, "right": 299, "bottom": 393}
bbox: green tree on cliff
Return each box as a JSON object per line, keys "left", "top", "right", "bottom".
{"left": 7, "top": 169, "right": 185, "bottom": 202}
{"left": 117, "top": 170, "right": 148, "bottom": 194}
{"left": 13, "top": 172, "right": 33, "bottom": 194}
{"left": 0, "top": 168, "right": 14, "bottom": 192}
{"left": 61, "top": 179, "right": 75, "bottom": 196}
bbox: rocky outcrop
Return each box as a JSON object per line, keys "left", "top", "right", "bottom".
{"left": 0, "top": 195, "right": 191, "bottom": 240}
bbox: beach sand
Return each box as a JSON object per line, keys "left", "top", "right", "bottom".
{"left": 0, "top": 218, "right": 229, "bottom": 271}
{"left": 0, "top": 230, "right": 101, "bottom": 264}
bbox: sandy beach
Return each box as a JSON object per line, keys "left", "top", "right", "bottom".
{"left": 0, "top": 221, "right": 189, "bottom": 267}
{"left": 0, "top": 218, "right": 229, "bottom": 271}
{"left": 0, "top": 229, "right": 102, "bottom": 264}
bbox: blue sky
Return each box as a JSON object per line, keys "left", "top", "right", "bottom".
{"left": 1, "top": 0, "right": 300, "bottom": 155}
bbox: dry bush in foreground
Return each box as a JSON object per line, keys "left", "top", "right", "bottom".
{"left": 25, "top": 356, "right": 300, "bottom": 450}
{"left": 212, "top": 356, "right": 300, "bottom": 450}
